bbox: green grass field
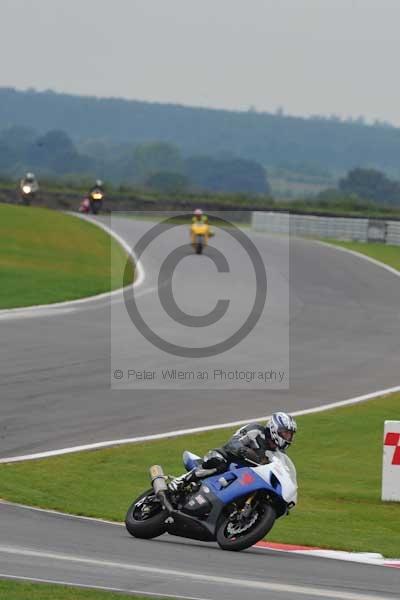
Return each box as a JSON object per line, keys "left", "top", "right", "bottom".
{"left": 1, "top": 394, "right": 399, "bottom": 557}
{"left": 327, "top": 240, "right": 400, "bottom": 271}
{"left": 0, "top": 204, "right": 134, "bottom": 308}
{"left": 0, "top": 580, "right": 169, "bottom": 600}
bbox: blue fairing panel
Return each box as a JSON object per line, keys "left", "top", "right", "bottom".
{"left": 204, "top": 467, "right": 278, "bottom": 505}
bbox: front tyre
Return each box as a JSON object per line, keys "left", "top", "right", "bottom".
{"left": 216, "top": 502, "right": 276, "bottom": 552}
{"left": 125, "top": 489, "right": 168, "bottom": 539}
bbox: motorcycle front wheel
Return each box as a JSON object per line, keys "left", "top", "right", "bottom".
{"left": 125, "top": 489, "right": 168, "bottom": 539}
{"left": 216, "top": 501, "right": 276, "bottom": 552}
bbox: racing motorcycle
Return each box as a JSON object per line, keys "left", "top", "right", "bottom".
{"left": 125, "top": 449, "right": 297, "bottom": 552}
{"left": 20, "top": 183, "right": 36, "bottom": 206}
{"left": 191, "top": 222, "right": 209, "bottom": 254}
{"left": 89, "top": 189, "right": 104, "bottom": 214}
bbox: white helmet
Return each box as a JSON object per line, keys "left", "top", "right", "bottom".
{"left": 267, "top": 412, "right": 297, "bottom": 450}
{"left": 194, "top": 208, "right": 203, "bottom": 216}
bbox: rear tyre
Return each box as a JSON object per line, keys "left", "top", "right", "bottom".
{"left": 125, "top": 489, "right": 168, "bottom": 539}
{"left": 216, "top": 502, "right": 276, "bottom": 552}
{"left": 196, "top": 243, "right": 203, "bottom": 254}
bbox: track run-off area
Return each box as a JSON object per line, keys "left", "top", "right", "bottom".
{"left": 0, "top": 215, "right": 399, "bottom": 599}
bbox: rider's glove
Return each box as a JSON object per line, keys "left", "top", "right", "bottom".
{"left": 237, "top": 447, "right": 259, "bottom": 463}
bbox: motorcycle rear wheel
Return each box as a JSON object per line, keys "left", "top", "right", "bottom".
{"left": 216, "top": 502, "right": 276, "bottom": 552}
{"left": 125, "top": 489, "right": 168, "bottom": 539}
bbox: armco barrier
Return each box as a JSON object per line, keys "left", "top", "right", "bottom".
{"left": 387, "top": 221, "right": 400, "bottom": 245}
{"left": 252, "top": 212, "right": 400, "bottom": 245}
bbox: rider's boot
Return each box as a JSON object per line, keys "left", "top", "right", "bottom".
{"left": 168, "top": 467, "right": 217, "bottom": 493}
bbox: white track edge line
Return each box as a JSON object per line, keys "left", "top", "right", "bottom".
{"left": 0, "top": 499, "right": 123, "bottom": 526}
{"left": 2, "top": 500, "right": 399, "bottom": 567}
{"left": 252, "top": 231, "right": 400, "bottom": 280}
{"left": 0, "top": 212, "right": 144, "bottom": 316}
{"left": 0, "top": 573, "right": 211, "bottom": 600}
{"left": 1, "top": 384, "right": 400, "bottom": 463}
{"left": 313, "top": 239, "right": 400, "bottom": 279}
{"left": 0, "top": 546, "right": 391, "bottom": 600}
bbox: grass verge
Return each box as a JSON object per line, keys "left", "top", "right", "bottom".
{"left": 327, "top": 240, "right": 400, "bottom": 271}
{"left": 1, "top": 395, "right": 399, "bottom": 557}
{"left": 0, "top": 204, "right": 134, "bottom": 308}
{"left": 0, "top": 580, "right": 172, "bottom": 600}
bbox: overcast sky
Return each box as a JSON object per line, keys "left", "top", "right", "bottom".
{"left": 1, "top": 0, "right": 399, "bottom": 124}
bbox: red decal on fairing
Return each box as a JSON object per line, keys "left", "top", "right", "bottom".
{"left": 384, "top": 432, "right": 400, "bottom": 465}
{"left": 241, "top": 472, "right": 255, "bottom": 485}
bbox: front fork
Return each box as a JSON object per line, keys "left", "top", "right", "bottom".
{"left": 240, "top": 493, "right": 256, "bottom": 519}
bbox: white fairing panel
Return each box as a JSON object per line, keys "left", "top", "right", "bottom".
{"left": 253, "top": 451, "right": 298, "bottom": 505}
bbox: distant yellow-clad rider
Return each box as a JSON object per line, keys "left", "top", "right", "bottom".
{"left": 191, "top": 208, "right": 209, "bottom": 246}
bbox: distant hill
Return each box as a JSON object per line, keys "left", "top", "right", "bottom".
{"left": 1, "top": 87, "right": 400, "bottom": 174}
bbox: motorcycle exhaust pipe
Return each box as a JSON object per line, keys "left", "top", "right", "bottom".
{"left": 149, "top": 465, "right": 173, "bottom": 515}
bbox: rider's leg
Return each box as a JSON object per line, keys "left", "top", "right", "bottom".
{"left": 168, "top": 449, "right": 228, "bottom": 492}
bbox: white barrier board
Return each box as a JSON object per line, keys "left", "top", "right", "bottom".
{"left": 382, "top": 420, "right": 400, "bottom": 501}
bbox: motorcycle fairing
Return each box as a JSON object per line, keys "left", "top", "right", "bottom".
{"left": 204, "top": 466, "right": 277, "bottom": 505}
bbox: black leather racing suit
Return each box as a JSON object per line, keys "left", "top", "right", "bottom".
{"left": 170, "top": 422, "right": 275, "bottom": 491}
{"left": 202, "top": 422, "right": 273, "bottom": 472}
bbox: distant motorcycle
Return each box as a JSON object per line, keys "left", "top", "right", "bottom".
{"left": 125, "top": 449, "right": 297, "bottom": 552}
{"left": 191, "top": 222, "right": 209, "bottom": 254}
{"left": 19, "top": 173, "right": 39, "bottom": 206}
{"left": 89, "top": 189, "right": 104, "bottom": 214}
{"left": 20, "top": 184, "right": 34, "bottom": 205}
{"left": 19, "top": 183, "right": 37, "bottom": 206}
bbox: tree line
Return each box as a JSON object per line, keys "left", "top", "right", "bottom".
{"left": 2, "top": 87, "right": 400, "bottom": 174}
{"left": 0, "top": 126, "right": 270, "bottom": 195}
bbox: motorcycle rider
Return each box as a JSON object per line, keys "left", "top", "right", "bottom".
{"left": 192, "top": 208, "right": 208, "bottom": 225}
{"left": 88, "top": 179, "right": 105, "bottom": 214}
{"left": 191, "top": 208, "right": 209, "bottom": 245}
{"left": 169, "top": 412, "right": 297, "bottom": 492}
{"left": 20, "top": 172, "right": 39, "bottom": 196}
{"left": 89, "top": 179, "right": 104, "bottom": 196}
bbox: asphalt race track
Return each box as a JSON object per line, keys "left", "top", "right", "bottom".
{"left": 1, "top": 217, "right": 399, "bottom": 458}
{"left": 0, "top": 502, "right": 399, "bottom": 600}
{"left": 0, "top": 217, "right": 399, "bottom": 599}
